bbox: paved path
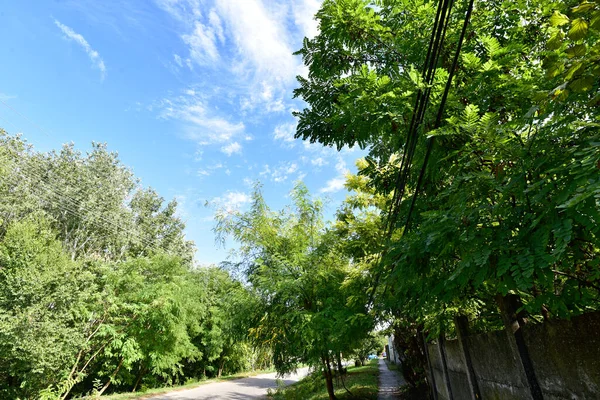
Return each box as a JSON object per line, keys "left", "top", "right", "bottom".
{"left": 378, "top": 358, "right": 406, "bottom": 399}
{"left": 149, "top": 368, "right": 309, "bottom": 400}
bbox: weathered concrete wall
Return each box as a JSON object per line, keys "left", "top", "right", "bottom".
{"left": 444, "top": 339, "right": 471, "bottom": 400}
{"left": 466, "top": 330, "right": 531, "bottom": 400}
{"left": 523, "top": 312, "right": 600, "bottom": 399}
{"left": 425, "top": 311, "right": 600, "bottom": 400}
{"left": 428, "top": 342, "right": 450, "bottom": 400}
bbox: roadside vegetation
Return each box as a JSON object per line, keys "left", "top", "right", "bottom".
{"left": 268, "top": 359, "right": 379, "bottom": 400}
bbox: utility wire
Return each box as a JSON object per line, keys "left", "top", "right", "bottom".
{"left": 386, "top": 0, "right": 455, "bottom": 236}
{"left": 1, "top": 147, "right": 160, "bottom": 253}
{"left": 404, "top": 0, "right": 475, "bottom": 232}
{"left": 0, "top": 113, "right": 164, "bottom": 254}
{"left": 369, "top": 0, "right": 456, "bottom": 306}
{"left": 369, "top": 0, "right": 475, "bottom": 306}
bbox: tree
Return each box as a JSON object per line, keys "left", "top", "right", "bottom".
{"left": 216, "top": 183, "right": 373, "bottom": 400}
{"left": 295, "top": 0, "right": 600, "bottom": 330}
{"left": 0, "top": 131, "right": 194, "bottom": 264}
{"left": 0, "top": 131, "right": 250, "bottom": 398}
{"left": 0, "top": 217, "right": 96, "bottom": 399}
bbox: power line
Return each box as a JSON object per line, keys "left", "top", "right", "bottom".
{"left": 404, "top": 0, "right": 475, "bottom": 232}
{"left": 369, "top": 0, "right": 475, "bottom": 306}
{"left": 0, "top": 111, "right": 166, "bottom": 255}
{"left": 0, "top": 98, "right": 53, "bottom": 138}
{"left": 368, "top": 0, "right": 456, "bottom": 307}
{"left": 1, "top": 147, "right": 160, "bottom": 253}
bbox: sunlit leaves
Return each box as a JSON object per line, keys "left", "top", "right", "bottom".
{"left": 569, "top": 18, "right": 589, "bottom": 40}
{"left": 550, "top": 10, "right": 570, "bottom": 26}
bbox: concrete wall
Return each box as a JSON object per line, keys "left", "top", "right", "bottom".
{"left": 427, "top": 341, "right": 450, "bottom": 400}
{"left": 523, "top": 312, "right": 600, "bottom": 399}
{"left": 387, "top": 335, "right": 400, "bottom": 364}
{"left": 426, "top": 311, "right": 600, "bottom": 400}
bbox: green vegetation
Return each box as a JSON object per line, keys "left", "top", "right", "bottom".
{"left": 294, "top": 0, "right": 600, "bottom": 392}
{"left": 2, "top": 0, "right": 599, "bottom": 399}
{"left": 0, "top": 133, "right": 268, "bottom": 399}
{"left": 215, "top": 183, "right": 376, "bottom": 399}
{"left": 268, "top": 359, "right": 379, "bottom": 400}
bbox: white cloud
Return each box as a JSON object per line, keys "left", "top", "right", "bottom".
{"left": 320, "top": 157, "right": 349, "bottom": 193}
{"left": 320, "top": 176, "right": 346, "bottom": 193}
{"left": 335, "top": 158, "right": 348, "bottom": 174}
{"left": 54, "top": 19, "right": 106, "bottom": 79}
{"left": 182, "top": 21, "right": 220, "bottom": 64}
{"left": 311, "top": 157, "right": 328, "bottom": 167}
{"left": 292, "top": 0, "right": 321, "bottom": 39}
{"left": 158, "top": 90, "right": 245, "bottom": 146}
{"left": 154, "top": 0, "right": 202, "bottom": 24}
{"left": 197, "top": 162, "right": 224, "bottom": 177}
{"left": 273, "top": 122, "right": 297, "bottom": 147}
{"left": 260, "top": 162, "right": 300, "bottom": 183}
{"left": 214, "top": 0, "right": 297, "bottom": 83}
{"left": 157, "top": 0, "right": 312, "bottom": 113}
{"left": 173, "top": 53, "right": 183, "bottom": 67}
{"left": 213, "top": 190, "right": 251, "bottom": 213}
{"left": 221, "top": 141, "right": 242, "bottom": 156}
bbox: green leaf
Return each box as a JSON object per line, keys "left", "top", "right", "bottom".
{"left": 547, "top": 30, "right": 565, "bottom": 50}
{"left": 572, "top": 2, "right": 597, "bottom": 14}
{"left": 569, "top": 18, "right": 589, "bottom": 40}
{"left": 565, "top": 44, "right": 587, "bottom": 58}
{"left": 550, "top": 11, "right": 570, "bottom": 26}
{"left": 569, "top": 75, "right": 596, "bottom": 92}
{"left": 565, "top": 61, "right": 584, "bottom": 80}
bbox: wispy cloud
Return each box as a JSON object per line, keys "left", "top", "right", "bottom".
{"left": 157, "top": 89, "right": 245, "bottom": 147}
{"left": 54, "top": 19, "right": 106, "bottom": 79}
{"left": 273, "top": 122, "right": 297, "bottom": 147}
{"left": 292, "top": 0, "right": 321, "bottom": 40}
{"left": 156, "top": 0, "right": 312, "bottom": 113}
{"left": 182, "top": 20, "right": 221, "bottom": 64}
{"left": 221, "top": 141, "right": 241, "bottom": 156}
{"left": 212, "top": 190, "right": 251, "bottom": 213}
{"left": 311, "top": 157, "right": 328, "bottom": 167}
{"left": 260, "top": 162, "right": 300, "bottom": 183}
{"left": 320, "top": 157, "right": 349, "bottom": 193}
{"left": 320, "top": 176, "right": 346, "bottom": 193}
{"left": 197, "top": 162, "right": 224, "bottom": 177}
{"left": 0, "top": 93, "right": 16, "bottom": 101}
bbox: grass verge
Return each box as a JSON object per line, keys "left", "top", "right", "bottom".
{"left": 103, "top": 368, "right": 275, "bottom": 400}
{"left": 268, "top": 359, "right": 379, "bottom": 400}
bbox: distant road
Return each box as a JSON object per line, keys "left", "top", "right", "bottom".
{"left": 148, "top": 367, "right": 310, "bottom": 400}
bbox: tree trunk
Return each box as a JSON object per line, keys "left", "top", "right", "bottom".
{"left": 98, "top": 357, "right": 124, "bottom": 396}
{"left": 336, "top": 352, "right": 345, "bottom": 375}
{"left": 132, "top": 364, "right": 146, "bottom": 392}
{"left": 323, "top": 354, "right": 337, "bottom": 400}
{"left": 217, "top": 358, "right": 225, "bottom": 378}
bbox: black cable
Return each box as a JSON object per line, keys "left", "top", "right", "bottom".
{"left": 404, "top": 0, "right": 475, "bottom": 232}
{"left": 385, "top": 0, "right": 454, "bottom": 235}
{"left": 371, "top": 0, "right": 476, "bottom": 307}
{"left": 370, "top": 0, "right": 457, "bottom": 307}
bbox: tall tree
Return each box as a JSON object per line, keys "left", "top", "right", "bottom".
{"left": 216, "top": 183, "right": 373, "bottom": 400}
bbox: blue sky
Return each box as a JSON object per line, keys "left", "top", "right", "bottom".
{"left": 0, "top": 0, "right": 364, "bottom": 265}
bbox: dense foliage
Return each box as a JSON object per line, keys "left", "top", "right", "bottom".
{"left": 294, "top": 0, "right": 599, "bottom": 391}
{"left": 215, "top": 184, "right": 376, "bottom": 400}
{"left": 0, "top": 132, "right": 261, "bottom": 399}
{"left": 2, "top": 1, "right": 599, "bottom": 399}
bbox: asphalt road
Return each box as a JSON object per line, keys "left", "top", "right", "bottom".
{"left": 148, "top": 368, "right": 310, "bottom": 400}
